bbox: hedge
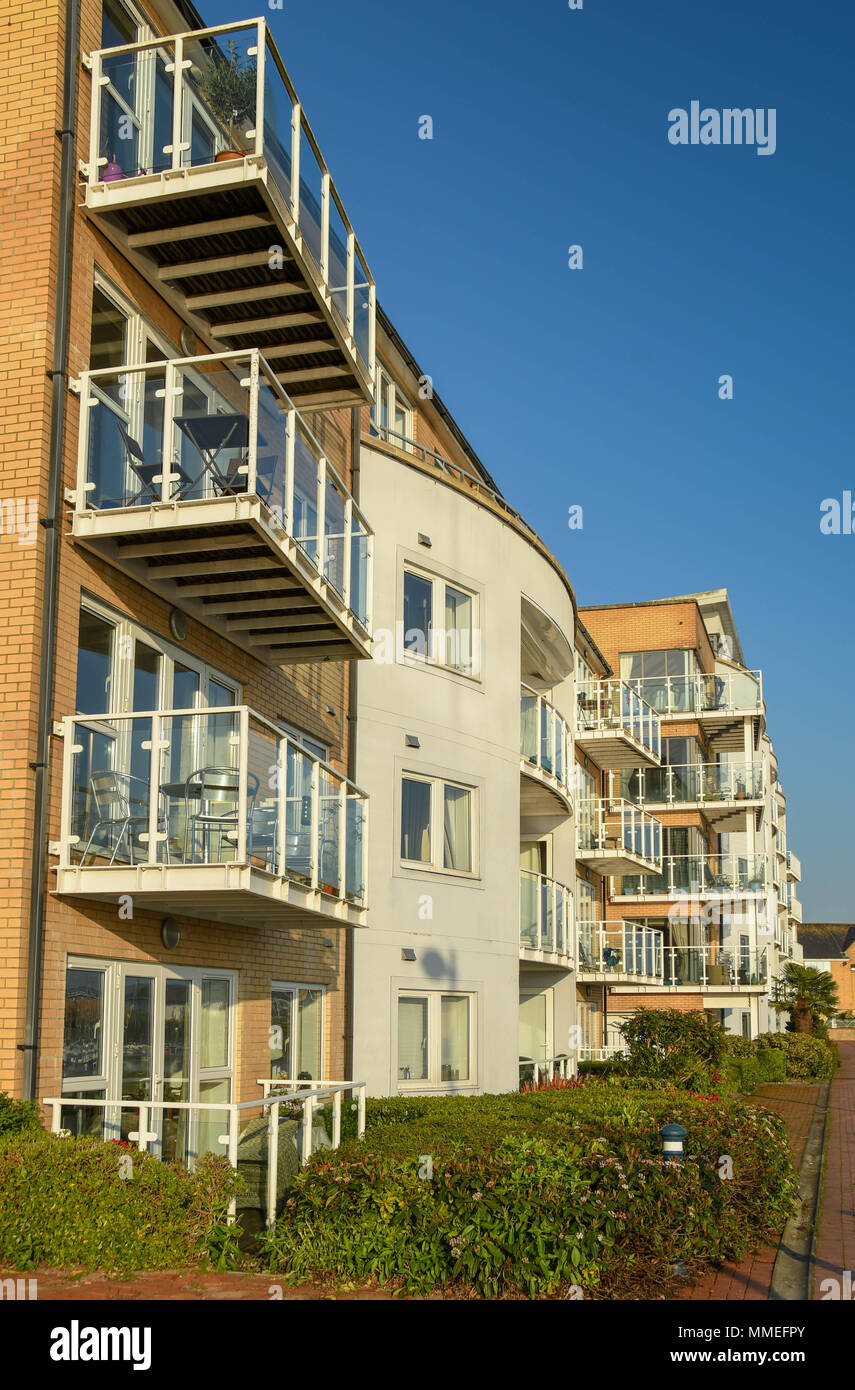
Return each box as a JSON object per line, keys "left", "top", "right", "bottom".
{"left": 0, "top": 1092, "right": 41, "bottom": 1138}
{"left": 0, "top": 1133, "right": 243, "bottom": 1274}
{"left": 261, "top": 1087, "right": 798, "bottom": 1298}
{"left": 726, "top": 1033, "right": 837, "bottom": 1081}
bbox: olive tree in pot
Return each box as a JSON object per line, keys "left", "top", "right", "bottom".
{"left": 198, "top": 40, "right": 258, "bottom": 161}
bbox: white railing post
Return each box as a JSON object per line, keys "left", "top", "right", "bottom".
{"left": 253, "top": 20, "right": 266, "bottom": 159}
{"left": 320, "top": 171, "right": 330, "bottom": 284}
{"left": 226, "top": 1106, "right": 239, "bottom": 1221}
{"left": 246, "top": 352, "right": 259, "bottom": 496}
{"left": 316, "top": 456, "right": 327, "bottom": 581}
{"left": 276, "top": 732, "right": 288, "bottom": 879}
{"left": 343, "top": 495, "right": 353, "bottom": 613}
{"left": 301, "top": 1095, "right": 312, "bottom": 1165}
{"left": 170, "top": 37, "right": 184, "bottom": 171}
{"left": 357, "top": 1084, "right": 366, "bottom": 1141}
{"left": 237, "top": 707, "right": 249, "bottom": 862}
{"left": 346, "top": 231, "right": 355, "bottom": 335}
{"left": 332, "top": 1089, "right": 341, "bottom": 1149}
{"left": 285, "top": 409, "right": 295, "bottom": 536}
{"left": 88, "top": 52, "right": 103, "bottom": 185}
{"left": 309, "top": 757, "right": 319, "bottom": 890}
{"left": 290, "top": 102, "right": 302, "bottom": 225}
{"left": 266, "top": 1099, "right": 280, "bottom": 1228}
{"left": 337, "top": 777, "right": 346, "bottom": 899}
{"left": 49, "top": 1101, "right": 62, "bottom": 1134}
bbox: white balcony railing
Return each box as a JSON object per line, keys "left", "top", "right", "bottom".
{"left": 577, "top": 921, "right": 664, "bottom": 983}
{"left": 616, "top": 853, "right": 768, "bottom": 898}
{"left": 786, "top": 850, "right": 802, "bottom": 882}
{"left": 56, "top": 706, "right": 367, "bottom": 923}
{"left": 662, "top": 944, "right": 768, "bottom": 988}
{"left": 518, "top": 1055, "right": 574, "bottom": 1085}
{"left": 84, "top": 19, "right": 375, "bottom": 389}
{"left": 619, "top": 761, "right": 764, "bottom": 808}
{"left": 520, "top": 684, "right": 572, "bottom": 802}
{"left": 576, "top": 798, "right": 663, "bottom": 869}
{"left": 44, "top": 1081, "right": 365, "bottom": 1228}
{"left": 71, "top": 349, "right": 372, "bottom": 645}
{"left": 576, "top": 680, "right": 661, "bottom": 758}
{"left": 519, "top": 869, "right": 573, "bottom": 957}
{"left": 625, "top": 669, "right": 763, "bottom": 719}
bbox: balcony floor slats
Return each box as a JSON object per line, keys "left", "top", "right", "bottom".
{"left": 73, "top": 515, "right": 370, "bottom": 665}
{"left": 90, "top": 180, "right": 368, "bottom": 408}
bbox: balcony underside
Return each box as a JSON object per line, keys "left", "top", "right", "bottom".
{"left": 519, "top": 947, "right": 574, "bottom": 970}
{"left": 574, "top": 730, "right": 660, "bottom": 770}
{"left": 612, "top": 888, "right": 767, "bottom": 904}
{"left": 609, "top": 983, "right": 767, "bottom": 999}
{"left": 644, "top": 798, "right": 764, "bottom": 831}
{"left": 576, "top": 848, "right": 660, "bottom": 877}
{"left": 55, "top": 863, "right": 366, "bottom": 929}
{"left": 519, "top": 765, "right": 572, "bottom": 821}
{"left": 577, "top": 969, "right": 663, "bottom": 986}
{"left": 86, "top": 165, "right": 370, "bottom": 409}
{"left": 71, "top": 501, "right": 369, "bottom": 664}
{"left": 662, "top": 709, "right": 763, "bottom": 752}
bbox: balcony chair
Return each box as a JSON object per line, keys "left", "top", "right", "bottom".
{"left": 213, "top": 453, "right": 277, "bottom": 503}
{"left": 116, "top": 422, "right": 194, "bottom": 505}
{"left": 185, "top": 767, "right": 259, "bottom": 864}
{"left": 80, "top": 770, "right": 170, "bottom": 866}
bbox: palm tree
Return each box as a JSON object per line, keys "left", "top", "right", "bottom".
{"left": 772, "top": 963, "right": 840, "bottom": 1033}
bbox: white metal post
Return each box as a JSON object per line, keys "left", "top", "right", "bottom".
{"left": 309, "top": 755, "right": 319, "bottom": 891}
{"left": 316, "top": 456, "right": 326, "bottom": 581}
{"left": 320, "top": 171, "right": 330, "bottom": 284}
{"left": 301, "top": 1096, "right": 312, "bottom": 1165}
{"left": 285, "top": 410, "right": 295, "bottom": 537}
{"left": 357, "top": 1084, "right": 366, "bottom": 1140}
{"left": 237, "top": 707, "right": 249, "bottom": 862}
{"left": 290, "top": 103, "right": 301, "bottom": 225}
{"left": 246, "top": 352, "right": 259, "bottom": 496}
{"left": 343, "top": 496, "right": 352, "bottom": 614}
{"left": 345, "top": 231, "right": 355, "bottom": 335}
{"left": 170, "top": 37, "right": 183, "bottom": 171}
{"left": 266, "top": 1099, "right": 279, "bottom": 1228}
{"left": 253, "top": 21, "right": 266, "bottom": 159}
{"left": 275, "top": 733, "right": 287, "bottom": 879}
{"left": 332, "top": 1089, "right": 341, "bottom": 1149}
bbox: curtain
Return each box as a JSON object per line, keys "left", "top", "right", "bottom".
{"left": 443, "top": 785, "right": 471, "bottom": 871}
{"left": 401, "top": 778, "right": 431, "bottom": 861}
{"left": 398, "top": 996, "right": 428, "bottom": 1081}
{"left": 441, "top": 996, "right": 469, "bottom": 1082}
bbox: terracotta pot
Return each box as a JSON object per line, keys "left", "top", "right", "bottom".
{"left": 215, "top": 149, "right": 245, "bottom": 162}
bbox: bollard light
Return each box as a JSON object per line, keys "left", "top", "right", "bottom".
{"left": 660, "top": 1122, "right": 687, "bottom": 1164}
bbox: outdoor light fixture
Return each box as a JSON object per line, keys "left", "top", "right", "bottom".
{"left": 169, "top": 609, "right": 188, "bottom": 641}
{"left": 161, "top": 917, "right": 181, "bottom": 950}
{"left": 417, "top": 533, "right": 432, "bottom": 547}
{"left": 405, "top": 734, "right": 420, "bottom": 748}
{"left": 401, "top": 948, "right": 416, "bottom": 961}
{"left": 179, "top": 325, "right": 196, "bottom": 356}
{"left": 659, "top": 1122, "right": 687, "bottom": 1164}
{"left": 323, "top": 937, "right": 334, "bottom": 949}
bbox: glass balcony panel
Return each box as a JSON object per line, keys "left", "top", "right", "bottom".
{"left": 172, "top": 359, "right": 251, "bottom": 502}
{"left": 293, "top": 425, "right": 321, "bottom": 565}
{"left": 182, "top": 31, "right": 258, "bottom": 166}
{"left": 298, "top": 125, "right": 324, "bottom": 269}
{"left": 541, "top": 880, "right": 552, "bottom": 950}
{"left": 284, "top": 743, "right": 314, "bottom": 885}
{"left": 553, "top": 713, "right": 563, "bottom": 784}
{"left": 85, "top": 365, "right": 167, "bottom": 510}
{"left": 328, "top": 197, "right": 349, "bottom": 328}
{"left": 255, "top": 370, "right": 290, "bottom": 524}
{"left": 353, "top": 249, "right": 371, "bottom": 369}
{"left": 520, "top": 689, "right": 538, "bottom": 764}
{"left": 350, "top": 515, "right": 370, "bottom": 628}
{"left": 317, "top": 767, "right": 341, "bottom": 895}
{"left": 345, "top": 793, "right": 366, "bottom": 904}
{"left": 99, "top": 52, "right": 146, "bottom": 178}
{"left": 323, "top": 473, "right": 347, "bottom": 597}
{"left": 540, "top": 702, "right": 554, "bottom": 774}
{"left": 519, "top": 870, "right": 538, "bottom": 948}
{"left": 262, "top": 35, "right": 293, "bottom": 204}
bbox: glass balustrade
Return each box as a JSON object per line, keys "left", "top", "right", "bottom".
{"left": 576, "top": 680, "right": 661, "bottom": 757}
{"left": 625, "top": 670, "right": 762, "bottom": 717}
{"left": 617, "top": 854, "right": 768, "bottom": 897}
{"left": 576, "top": 798, "right": 662, "bottom": 865}
{"left": 620, "top": 761, "right": 763, "bottom": 806}
{"left": 577, "top": 921, "right": 664, "bottom": 980}
{"left": 520, "top": 685, "right": 572, "bottom": 799}
{"left": 519, "top": 870, "right": 572, "bottom": 956}
{"left": 661, "top": 945, "right": 768, "bottom": 987}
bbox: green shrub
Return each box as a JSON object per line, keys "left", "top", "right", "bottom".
{"left": 260, "top": 1087, "right": 798, "bottom": 1298}
{"left": 617, "top": 1008, "right": 727, "bottom": 1088}
{"left": 752, "top": 1032, "right": 837, "bottom": 1080}
{"left": 0, "top": 1093, "right": 41, "bottom": 1137}
{"left": 0, "top": 1132, "right": 243, "bottom": 1273}
{"left": 723, "top": 1049, "right": 787, "bottom": 1094}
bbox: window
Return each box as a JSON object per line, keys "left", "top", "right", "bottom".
{"left": 269, "top": 983, "right": 324, "bottom": 1081}
{"left": 401, "top": 565, "right": 480, "bottom": 676}
{"left": 61, "top": 958, "right": 235, "bottom": 1162}
{"left": 279, "top": 722, "right": 329, "bottom": 764}
{"left": 401, "top": 774, "right": 476, "bottom": 875}
{"left": 397, "top": 991, "right": 475, "bottom": 1088}
{"left": 372, "top": 364, "right": 413, "bottom": 450}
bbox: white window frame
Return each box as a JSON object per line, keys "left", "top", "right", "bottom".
{"left": 60, "top": 956, "right": 236, "bottom": 1158}
{"left": 400, "top": 562, "right": 481, "bottom": 679}
{"left": 269, "top": 980, "right": 326, "bottom": 1082}
{"left": 373, "top": 363, "right": 414, "bottom": 452}
{"left": 278, "top": 721, "right": 330, "bottom": 764}
{"left": 400, "top": 771, "right": 479, "bottom": 878}
{"left": 396, "top": 989, "right": 476, "bottom": 1091}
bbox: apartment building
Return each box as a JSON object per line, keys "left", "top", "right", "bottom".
{"left": 350, "top": 313, "right": 578, "bottom": 1095}
{"left": 0, "top": 0, "right": 377, "bottom": 1149}
{"left": 576, "top": 592, "right": 803, "bottom": 1052}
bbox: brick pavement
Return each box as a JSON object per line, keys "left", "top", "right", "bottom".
{"left": 811, "top": 1041, "right": 854, "bottom": 1299}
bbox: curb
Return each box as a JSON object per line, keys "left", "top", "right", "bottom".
{"left": 768, "top": 1080, "right": 831, "bottom": 1301}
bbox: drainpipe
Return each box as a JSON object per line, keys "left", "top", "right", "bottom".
{"left": 20, "top": 0, "right": 79, "bottom": 1099}
{"left": 343, "top": 405, "right": 362, "bottom": 1078}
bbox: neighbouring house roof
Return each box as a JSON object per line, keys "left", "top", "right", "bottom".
{"left": 798, "top": 924, "right": 855, "bottom": 959}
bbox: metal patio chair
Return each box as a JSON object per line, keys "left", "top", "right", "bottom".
{"left": 80, "top": 770, "right": 169, "bottom": 866}
{"left": 116, "top": 422, "right": 194, "bottom": 505}
{"left": 185, "top": 767, "right": 259, "bottom": 864}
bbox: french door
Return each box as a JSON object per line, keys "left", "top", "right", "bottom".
{"left": 62, "top": 959, "right": 235, "bottom": 1166}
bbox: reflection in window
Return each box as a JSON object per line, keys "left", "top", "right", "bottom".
{"left": 62, "top": 968, "right": 105, "bottom": 1079}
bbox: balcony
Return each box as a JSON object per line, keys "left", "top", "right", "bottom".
{"left": 662, "top": 944, "right": 768, "bottom": 992}
{"left": 519, "top": 869, "right": 573, "bottom": 962}
{"left": 787, "top": 890, "right": 803, "bottom": 923}
{"left": 53, "top": 706, "right": 367, "bottom": 929}
{"left": 620, "top": 761, "right": 764, "bottom": 828}
{"left": 577, "top": 921, "right": 664, "bottom": 984}
{"left": 625, "top": 669, "right": 763, "bottom": 750}
{"left": 575, "top": 680, "right": 661, "bottom": 769}
{"left": 520, "top": 685, "right": 573, "bottom": 818}
{"left": 70, "top": 350, "right": 372, "bottom": 664}
{"left": 786, "top": 850, "right": 801, "bottom": 882}
{"left": 83, "top": 19, "right": 374, "bottom": 408}
{"left": 576, "top": 799, "right": 663, "bottom": 877}
{"left": 614, "top": 853, "right": 768, "bottom": 900}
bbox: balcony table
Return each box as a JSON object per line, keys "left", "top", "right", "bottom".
{"left": 174, "top": 413, "right": 250, "bottom": 496}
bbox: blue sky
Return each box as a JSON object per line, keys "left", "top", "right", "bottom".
{"left": 203, "top": 0, "right": 854, "bottom": 918}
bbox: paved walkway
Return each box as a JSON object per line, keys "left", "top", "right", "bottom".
{"left": 811, "top": 1041, "right": 855, "bottom": 1298}
{"left": 680, "top": 1079, "right": 820, "bottom": 1301}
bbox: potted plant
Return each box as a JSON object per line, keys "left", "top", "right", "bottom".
{"left": 197, "top": 40, "right": 257, "bottom": 161}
